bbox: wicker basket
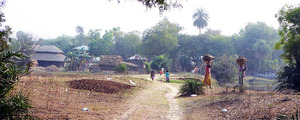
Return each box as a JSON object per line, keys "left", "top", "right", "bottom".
{"left": 203, "top": 54, "right": 215, "bottom": 62}
{"left": 236, "top": 56, "right": 247, "bottom": 66}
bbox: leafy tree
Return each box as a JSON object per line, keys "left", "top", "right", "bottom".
{"left": 233, "top": 22, "right": 280, "bottom": 74}
{"left": 40, "top": 35, "right": 74, "bottom": 53}
{"left": 150, "top": 54, "right": 172, "bottom": 71}
{"left": 112, "top": 31, "right": 140, "bottom": 59}
{"left": 65, "top": 49, "right": 91, "bottom": 71}
{"left": 275, "top": 4, "right": 300, "bottom": 91}
{"left": 211, "top": 54, "right": 238, "bottom": 85}
{"left": 0, "top": 7, "right": 32, "bottom": 119}
{"left": 88, "top": 29, "right": 112, "bottom": 56}
{"left": 73, "top": 26, "right": 88, "bottom": 46}
{"left": 193, "top": 8, "right": 209, "bottom": 34}
{"left": 140, "top": 19, "right": 181, "bottom": 58}
{"left": 178, "top": 56, "right": 193, "bottom": 72}
{"left": 204, "top": 28, "right": 221, "bottom": 36}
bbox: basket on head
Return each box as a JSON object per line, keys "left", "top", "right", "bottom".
{"left": 236, "top": 56, "right": 247, "bottom": 66}
{"left": 203, "top": 54, "right": 215, "bottom": 63}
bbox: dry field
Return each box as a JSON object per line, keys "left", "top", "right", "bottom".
{"left": 15, "top": 72, "right": 152, "bottom": 119}
{"left": 13, "top": 71, "right": 300, "bottom": 120}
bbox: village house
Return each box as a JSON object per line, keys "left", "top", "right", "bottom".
{"left": 32, "top": 45, "right": 66, "bottom": 67}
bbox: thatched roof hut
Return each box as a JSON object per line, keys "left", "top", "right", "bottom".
{"left": 126, "top": 54, "right": 148, "bottom": 70}
{"left": 99, "top": 55, "right": 123, "bottom": 65}
{"left": 32, "top": 45, "right": 66, "bottom": 67}
{"left": 35, "top": 45, "right": 64, "bottom": 54}
{"left": 127, "top": 54, "right": 148, "bottom": 61}
{"left": 98, "top": 55, "right": 123, "bottom": 70}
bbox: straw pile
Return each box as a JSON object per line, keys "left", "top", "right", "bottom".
{"left": 236, "top": 56, "right": 247, "bottom": 66}
{"left": 203, "top": 54, "right": 215, "bottom": 62}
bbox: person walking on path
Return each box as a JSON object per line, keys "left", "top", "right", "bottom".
{"left": 165, "top": 70, "right": 170, "bottom": 82}
{"left": 150, "top": 68, "right": 156, "bottom": 81}
{"left": 202, "top": 54, "right": 214, "bottom": 89}
{"left": 160, "top": 70, "right": 163, "bottom": 76}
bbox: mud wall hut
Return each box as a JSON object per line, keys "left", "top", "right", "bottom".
{"left": 32, "top": 45, "right": 66, "bottom": 67}
{"left": 98, "top": 55, "right": 123, "bottom": 71}
{"left": 126, "top": 54, "right": 148, "bottom": 68}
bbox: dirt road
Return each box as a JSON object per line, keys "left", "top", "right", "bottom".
{"left": 115, "top": 75, "right": 182, "bottom": 120}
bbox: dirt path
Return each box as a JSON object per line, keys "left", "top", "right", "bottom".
{"left": 163, "top": 83, "right": 182, "bottom": 120}
{"left": 115, "top": 75, "right": 182, "bottom": 120}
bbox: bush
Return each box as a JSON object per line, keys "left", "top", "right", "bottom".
{"left": 211, "top": 54, "right": 238, "bottom": 85}
{"left": 275, "top": 65, "right": 300, "bottom": 92}
{"left": 179, "top": 79, "right": 205, "bottom": 96}
{"left": 0, "top": 8, "right": 32, "bottom": 119}
{"left": 144, "top": 61, "right": 151, "bottom": 74}
{"left": 150, "top": 54, "right": 171, "bottom": 71}
{"left": 116, "top": 63, "right": 128, "bottom": 73}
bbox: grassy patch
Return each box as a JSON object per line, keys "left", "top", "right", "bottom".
{"left": 165, "top": 79, "right": 185, "bottom": 83}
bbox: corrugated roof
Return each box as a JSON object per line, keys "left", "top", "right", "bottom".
{"left": 35, "top": 45, "right": 64, "bottom": 53}
{"left": 32, "top": 53, "right": 66, "bottom": 62}
{"left": 127, "top": 54, "right": 148, "bottom": 61}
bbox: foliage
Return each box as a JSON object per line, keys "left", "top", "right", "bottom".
{"left": 65, "top": 49, "right": 91, "bottom": 71}
{"left": 144, "top": 61, "right": 151, "bottom": 74}
{"left": 193, "top": 8, "right": 209, "bottom": 34}
{"left": 275, "top": 64, "right": 300, "bottom": 91}
{"left": 211, "top": 54, "right": 238, "bottom": 85}
{"left": 115, "top": 63, "right": 128, "bottom": 73}
{"left": 140, "top": 19, "right": 181, "bottom": 58}
{"left": 150, "top": 54, "right": 172, "bottom": 71}
{"left": 179, "top": 79, "right": 205, "bottom": 96}
{"left": 10, "top": 31, "right": 36, "bottom": 66}
{"left": 177, "top": 34, "right": 235, "bottom": 66}
{"left": 178, "top": 56, "right": 193, "bottom": 72}
{"left": 233, "top": 21, "right": 280, "bottom": 73}
{"left": 40, "top": 35, "right": 74, "bottom": 53}
{"left": 0, "top": 9, "right": 32, "bottom": 119}
{"left": 88, "top": 28, "right": 117, "bottom": 56}
{"left": 252, "top": 39, "right": 272, "bottom": 73}
{"left": 73, "top": 25, "right": 88, "bottom": 46}
{"left": 204, "top": 28, "right": 222, "bottom": 36}
{"left": 112, "top": 31, "right": 141, "bottom": 59}
{"left": 124, "top": 0, "right": 183, "bottom": 13}
{"left": 275, "top": 4, "right": 300, "bottom": 92}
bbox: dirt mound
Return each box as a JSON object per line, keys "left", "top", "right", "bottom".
{"left": 67, "top": 79, "right": 133, "bottom": 93}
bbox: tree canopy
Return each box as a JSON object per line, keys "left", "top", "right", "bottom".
{"left": 275, "top": 4, "right": 300, "bottom": 91}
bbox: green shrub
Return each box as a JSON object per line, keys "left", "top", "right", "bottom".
{"left": 0, "top": 7, "right": 32, "bottom": 119}
{"left": 179, "top": 79, "right": 205, "bottom": 96}
{"left": 144, "top": 61, "right": 151, "bottom": 74}
{"left": 116, "top": 63, "right": 128, "bottom": 73}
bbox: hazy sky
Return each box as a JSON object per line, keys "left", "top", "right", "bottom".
{"left": 2, "top": 0, "right": 299, "bottom": 39}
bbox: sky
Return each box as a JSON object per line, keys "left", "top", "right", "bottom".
{"left": 1, "top": 0, "right": 299, "bottom": 39}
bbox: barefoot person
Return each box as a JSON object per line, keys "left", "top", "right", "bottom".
{"left": 202, "top": 54, "right": 214, "bottom": 89}
{"left": 150, "top": 68, "right": 156, "bottom": 81}
{"left": 165, "top": 70, "right": 170, "bottom": 82}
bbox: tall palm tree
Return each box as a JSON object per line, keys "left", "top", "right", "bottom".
{"left": 252, "top": 39, "right": 271, "bottom": 74}
{"left": 193, "top": 8, "right": 209, "bottom": 34}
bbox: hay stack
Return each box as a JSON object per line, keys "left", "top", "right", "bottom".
{"left": 236, "top": 56, "right": 247, "bottom": 66}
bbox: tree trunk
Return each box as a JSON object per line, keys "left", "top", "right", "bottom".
{"left": 257, "top": 59, "right": 261, "bottom": 75}
{"left": 199, "top": 28, "right": 201, "bottom": 34}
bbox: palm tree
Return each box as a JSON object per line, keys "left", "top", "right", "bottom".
{"left": 252, "top": 39, "right": 271, "bottom": 74}
{"left": 193, "top": 8, "right": 209, "bottom": 34}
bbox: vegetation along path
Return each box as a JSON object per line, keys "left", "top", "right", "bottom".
{"left": 116, "top": 75, "right": 182, "bottom": 120}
